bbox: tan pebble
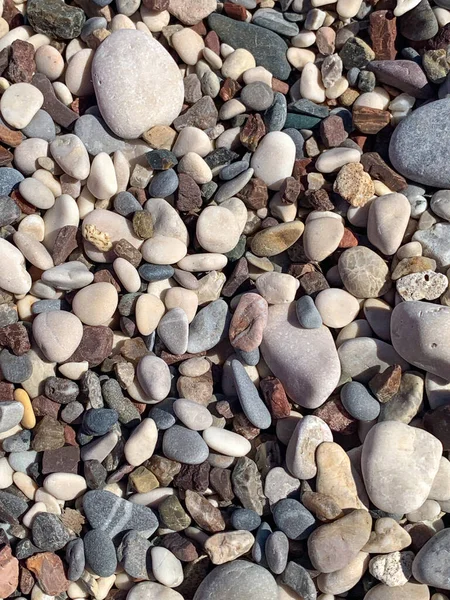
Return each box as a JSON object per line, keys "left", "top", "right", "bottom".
{"left": 303, "top": 215, "right": 344, "bottom": 262}
{"left": 18, "top": 214, "right": 45, "bottom": 241}
{"left": 204, "top": 531, "right": 254, "bottom": 564}
{"left": 19, "top": 177, "right": 55, "bottom": 209}
{"left": 315, "top": 288, "right": 360, "bottom": 328}
{"left": 136, "top": 293, "right": 165, "bottom": 335}
{"left": 164, "top": 287, "right": 198, "bottom": 323}
{"left": 17, "top": 295, "right": 38, "bottom": 320}
{"left": 13, "top": 471, "right": 38, "bottom": 499}
{"left": 35, "top": 44, "right": 64, "bottom": 81}
{"left": 334, "top": 162, "right": 374, "bottom": 207}
{"left": 113, "top": 257, "right": 141, "bottom": 293}
{"left": 255, "top": 272, "right": 299, "bottom": 304}
{"left": 59, "top": 361, "right": 89, "bottom": 380}
{"left": 65, "top": 48, "right": 94, "bottom": 96}
{"left": 142, "top": 125, "right": 177, "bottom": 150}
{"left": 142, "top": 235, "right": 187, "bottom": 264}
{"left": 0, "top": 82, "right": 43, "bottom": 129}
{"left": 12, "top": 231, "right": 53, "bottom": 270}
{"left": 72, "top": 282, "right": 119, "bottom": 326}
{"left": 172, "top": 126, "right": 212, "bottom": 158}
{"left": 177, "top": 253, "right": 227, "bottom": 272}
{"left": 178, "top": 152, "right": 212, "bottom": 184}
{"left": 179, "top": 357, "right": 210, "bottom": 377}
{"left": 171, "top": 28, "right": 204, "bottom": 65}
{"left": 14, "top": 388, "right": 36, "bottom": 429}
{"left": 221, "top": 48, "right": 256, "bottom": 80}
{"left": 196, "top": 205, "right": 240, "bottom": 253}
{"left": 32, "top": 169, "right": 62, "bottom": 197}
{"left": 287, "top": 47, "right": 316, "bottom": 70}
{"left": 140, "top": 6, "right": 170, "bottom": 32}
{"left": 368, "top": 193, "right": 411, "bottom": 255}
{"left": 110, "top": 14, "right": 136, "bottom": 31}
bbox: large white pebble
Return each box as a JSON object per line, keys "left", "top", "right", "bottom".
{"left": 137, "top": 354, "right": 171, "bottom": 401}
{"left": 316, "top": 147, "right": 361, "bottom": 173}
{"left": 124, "top": 418, "right": 158, "bottom": 466}
{"left": 0, "top": 238, "right": 32, "bottom": 294}
{"left": 87, "top": 152, "right": 118, "bottom": 200}
{"left": 172, "top": 127, "right": 212, "bottom": 158}
{"left": 173, "top": 398, "right": 213, "bottom": 431}
{"left": 1, "top": 82, "right": 43, "bottom": 129}
{"left": 113, "top": 257, "right": 141, "bottom": 293}
{"left": 126, "top": 581, "right": 183, "bottom": 600}
{"left": 196, "top": 206, "right": 240, "bottom": 253}
{"left": 150, "top": 547, "right": 184, "bottom": 588}
{"left": 203, "top": 427, "right": 251, "bottom": 457}
{"left": 251, "top": 132, "right": 296, "bottom": 190}
{"left": 19, "top": 178, "right": 55, "bottom": 209}
{"left": 315, "top": 288, "right": 361, "bottom": 328}
{"left": 367, "top": 193, "right": 411, "bottom": 256}
{"left": 142, "top": 235, "right": 187, "bottom": 264}
{"left": 35, "top": 44, "right": 65, "bottom": 81}
{"left": 72, "top": 282, "right": 118, "bottom": 325}
{"left": 33, "top": 311, "right": 83, "bottom": 363}
{"left": 13, "top": 231, "right": 54, "bottom": 270}
{"left": 43, "top": 473, "right": 87, "bottom": 500}
{"left": 50, "top": 134, "right": 90, "bottom": 180}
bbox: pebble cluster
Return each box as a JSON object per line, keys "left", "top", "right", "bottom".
{"left": 1, "top": 0, "right": 450, "bottom": 599}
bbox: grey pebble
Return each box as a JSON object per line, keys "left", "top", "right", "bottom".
{"left": 82, "top": 408, "right": 119, "bottom": 436}
{"left": 81, "top": 17, "right": 107, "bottom": 41}
{"left": 240, "top": 82, "right": 275, "bottom": 112}
{"left": 281, "top": 561, "right": 317, "bottom": 600}
{"left": 296, "top": 295, "right": 322, "bottom": 329}
{"left": 282, "top": 128, "right": 304, "bottom": 159}
{"left": 404, "top": 184, "right": 427, "bottom": 218}
{"left": 83, "top": 489, "right": 158, "bottom": 538}
{"left": 289, "top": 98, "right": 329, "bottom": 118}
{"left": 0, "top": 349, "right": 32, "bottom": 383}
{"left": 84, "top": 529, "right": 117, "bottom": 577}
{"left": 231, "top": 359, "right": 271, "bottom": 429}
{"left": 32, "top": 512, "right": 70, "bottom": 551}
{"left": 102, "top": 378, "right": 141, "bottom": 427}
{"left": 74, "top": 114, "right": 125, "bottom": 156}
{"left": 2, "top": 430, "right": 31, "bottom": 453}
{"left": 341, "top": 381, "right": 381, "bottom": 421}
{"left": 84, "top": 459, "right": 107, "bottom": 489}
{"left": 214, "top": 168, "right": 254, "bottom": 203}
{"left": 0, "top": 196, "right": 21, "bottom": 227}
{"left": 117, "top": 530, "right": 150, "bottom": 579}
{"left": 0, "top": 168, "right": 24, "bottom": 196}
{"left": 148, "top": 168, "right": 179, "bottom": 198}
{"left": 0, "top": 490, "right": 28, "bottom": 522}
{"left": 347, "top": 66, "right": 360, "bottom": 87}
{"left": 81, "top": 370, "right": 104, "bottom": 409}
{"left": 22, "top": 110, "right": 56, "bottom": 142}
{"left": 163, "top": 424, "right": 210, "bottom": 465}
{"left": 0, "top": 304, "right": 18, "bottom": 327}
{"left": 149, "top": 402, "right": 176, "bottom": 430}
{"left": 358, "top": 70, "right": 376, "bottom": 92}
{"left": 66, "top": 538, "right": 85, "bottom": 581}
{"left": 114, "top": 191, "right": 142, "bottom": 218}
{"left": 264, "top": 92, "right": 287, "bottom": 132}
{"left": 0, "top": 401, "right": 24, "bottom": 434}
{"left": 138, "top": 263, "right": 174, "bottom": 282}
{"left": 235, "top": 347, "right": 260, "bottom": 366}
{"left": 61, "top": 401, "right": 84, "bottom": 424}
{"left": 231, "top": 508, "right": 261, "bottom": 531}
{"left": 15, "top": 539, "right": 40, "bottom": 560}
{"left": 31, "top": 299, "right": 67, "bottom": 314}
{"left": 204, "top": 148, "right": 239, "bottom": 175}
{"left": 45, "top": 376, "right": 79, "bottom": 404}
{"left": 252, "top": 8, "right": 299, "bottom": 36}
{"left": 188, "top": 299, "right": 230, "bottom": 354}
{"left": 252, "top": 521, "right": 272, "bottom": 565}
{"left": 118, "top": 292, "right": 141, "bottom": 316}
{"left": 272, "top": 498, "right": 316, "bottom": 540}
{"left": 7, "top": 450, "right": 38, "bottom": 474}
{"left": 220, "top": 160, "right": 249, "bottom": 181}
{"left": 157, "top": 307, "right": 189, "bottom": 355}
{"left": 265, "top": 531, "right": 289, "bottom": 575}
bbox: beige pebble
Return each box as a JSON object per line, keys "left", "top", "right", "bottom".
{"left": 221, "top": 48, "right": 256, "bottom": 80}
{"left": 315, "top": 288, "right": 360, "bottom": 328}
{"left": 139, "top": 5, "right": 169, "bottom": 31}
{"left": 16, "top": 295, "right": 38, "bottom": 320}
{"left": 172, "top": 126, "right": 212, "bottom": 158}
{"left": 179, "top": 357, "right": 210, "bottom": 377}
{"left": 50, "top": 134, "right": 90, "bottom": 180}
{"left": 0, "top": 82, "right": 43, "bottom": 129}
{"left": 43, "top": 473, "right": 87, "bottom": 501}
{"left": 14, "top": 137, "right": 49, "bottom": 176}
{"left": 59, "top": 361, "right": 89, "bottom": 380}
{"left": 27, "top": 33, "right": 53, "bottom": 50}
{"left": 19, "top": 177, "right": 55, "bottom": 209}
{"left": 354, "top": 88, "right": 390, "bottom": 110}
{"left": 287, "top": 47, "right": 316, "bottom": 70}
{"left": 13, "top": 388, "right": 36, "bottom": 429}
{"left": 0, "top": 18, "right": 9, "bottom": 39}
{"left": 136, "top": 293, "right": 165, "bottom": 335}
{"left": 243, "top": 65, "right": 272, "bottom": 86}
{"left": 178, "top": 253, "right": 227, "bottom": 272}
{"left": 22, "top": 501, "right": 47, "bottom": 528}
{"left": 142, "top": 235, "right": 187, "bottom": 264}
{"left": 72, "top": 282, "right": 118, "bottom": 326}
{"left": 178, "top": 152, "right": 212, "bottom": 184}
{"left": 35, "top": 44, "right": 64, "bottom": 81}
{"left": 292, "top": 30, "right": 317, "bottom": 47}
{"left": 196, "top": 205, "right": 240, "bottom": 253}
{"left": 124, "top": 418, "right": 158, "bottom": 466}
{"left": 43, "top": 194, "right": 80, "bottom": 251}
{"left": 18, "top": 214, "right": 45, "bottom": 241}
{"left": 147, "top": 277, "right": 176, "bottom": 300}
{"left": 113, "top": 257, "right": 141, "bottom": 293}
{"left": 219, "top": 98, "right": 246, "bottom": 121}
{"left": 0, "top": 25, "right": 33, "bottom": 54}
{"left": 325, "top": 76, "right": 349, "bottom": 99}
{"left": 65, "top": 48, "right": 94, "bottom": 96}
{"left": 316, "top": 147, "right": 361, "bottom": 173}
{"left": 300, "top": 62, "right": 325, "bottom": 103}
{"left": 110, "top": 14, "right": 136, "bottom": 31}
{"left": 65, "top": 38, "right": 86, "bottom": 62}
{"left": 304, "top": 214, "right": 344, "bottom": 261}
{"left": 52, "top": 81, "right": 73, "bottom": 105}
{"left": 255, "top": 272, "right": 299, "bottom": 304}
{"left": 13, "top": 472, "right": 38, "bottom": 499}
{"left": 368, "top": 193, "right": 411, "bottom": 255}
{"left": 32, "top": 169, "right": 62, "bottom": 197}
{"left": 13, "top": 231, "right": 53, "bottom": 270}
{"left": 164, "top": 287, "right": 198, "bottom": 323}
{"left": 87, "top": 152, "right": 118, "bottom": 200}
{"left": 171, "top": 28, "right": 204, "bottom": 65}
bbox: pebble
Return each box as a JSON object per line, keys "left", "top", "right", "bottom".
{"left": 0, "top": 402, "right": 24, "bottom": 434}
{"left": 173, "top": 399, "right": 213, "bottom": 431}
{"left": 43, "top": 473, "right": 87, "bottom": 500}
{"left": 137, "top": 355, "right": 171, "bottom": 401}
{"left": 84, "top": 529, "right": 117, "bottom": 577}
{"left": 339, "top": 246, "right": 392, "bottom": 298}
{"left": 203, "top": 427, "right": 251, "bottom": 457}
{"left": 315, "top": 288, "right": 360, "bottom": 328}
{"left": 295, "top": 295, "right": 323, "bottom": 329}
{"left": 0, "top": 238, "right": 32, "bottom": 295}
{"left": 72, "top": 282, "right": 118, "bottom": 326}
{"left": 187, "top": 299, "right": 229, "bottom": 353}
{"left": 251, "top": 132, "right": 296, "bottom": 190}
{"left": 193, "top": 561, "right": 278, "bottom": 600}
{"left": 124, "top": 418, "right": 158, "bottom": 466}
{"left": 163, "top": 425, "right": 210, "bottom": 464}
{"left": 272, "top": 498, "right": 316, "bottom": 540}
{"left": 197, "top": 206, "right": 240, "bottom": 253}
{"left": 341, "top": 381, "right": 381, "bottom": 421}
{"left": 92, "top": 30, "right": 183, "bottom": 138}
{"left": 1, "top": 83, "right": 44, "bottom": 129}
{"left": 231, "top": 359, "right": 271, "bottom": 429}
{"left": 286, "top": 415, "right": 332, "bottom": 480}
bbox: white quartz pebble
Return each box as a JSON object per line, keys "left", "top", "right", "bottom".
{"left": 251, "top": 131, "right": 296, "bottom": 190}
{"left": 150, "top": 547, "right": 184, "bottom": 588}
{"left": 300, "top": 62, "right": 326, "bottom": 103}
{"left": 124, "top": 418, "right": 158, "bottom": 466}
{"left": 1, "top": 82, "right": 43, "bottom": 128}
{"left": 43, "top": 473, "right": 87, "bottom": 501}
{"left": 203, "top": 427, "right": 251, "bottom": 457}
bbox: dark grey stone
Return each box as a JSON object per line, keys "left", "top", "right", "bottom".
{"left": 272, "top": 498, "right": 316, "bottom": 540}
{"left": 0, "top": 304, "right": 18, "bottom": 327}
{"left": 32, "top": 513, "right": 70, "bottom": 551}
{"left": 113, "top": 191, "right": 142, "bottom": 218}
{"left": 231, "top": 359, "right": 271, "bottom": 429}
{"left": 84, "top": 459, "right": 107, "bottom": 489}
{"left": 0, "top": 349, "right": 32, "bottom": 383}
{"left": 31, "top": 299, "right": 66, "bottom": 314}
{"left": 288, "top": 99, "right": 329, "bottom": 118}
{"left": 282, "top": 128, "right": 305, "bottom": 159}
{"left": 61, "top": 401, "right": 84, "bottom": 423}
{"left": 44, "top": 376, "right": 79, "bottom": 404}
{"left": 138, "top": 264, "right": 174, "bottom": 282}
{"left": 296, "top": 296, "right": 322, "bottom": 329}
{"left": 204, "top": 148, "right": 239, "bottom": 175}
{"left": 389, "top": 98, "right": 450, "bottom": 187}
{"left": 162, "top": 425, "right": 209, "bottom": 465}
{"left": 235, "top": 347, "right": 260, "bottom": 366}
{"left": 146, "top": 149, "right": 178, "bottom": 171}
{"left": 2, "top": 430, "right": 31, "bottom": 453}
{"left": 26, "top": 0, "right": 86, "bottom": 39}
{"left": 220, "top": 161, "right": 249, "bottom": 181}
{"left": 281, "top": 561, "right": 317, "bottom": 600}
{"left": 214, "top": 168, "right": 254, "bottom": 203}
{"left": 74, "top": 114, "right": 125, "bottom": 156}
{"left": 0, "top": 490, "right": 28, "bottom": 524}
{"left": 187, "top": 299, "right": 230, "bottom": 353}
{"left": 358, "top": 70, "right": 376, "bottom": 92}
{"left": 231, "top": 508, "right": 261, "bottom": 531}
{"left": 347, "top": 66, "right": 360, "bottom": 87}
{"left": 102, "top": 378, "right": 141, "bottom": 427}
{"left": 0, "top": 196, "right": 20, "bottom": 226}
{"left": 82, "top": 408, "right": 119, "bottom": 436}
{"left": 84, "top": 529, "right": 117, "bottom": 577}
{"left": 193, "top": 561, "right": 278, "bottom": 600}
{"left": 341, "top": 381, "right": 381, "bottom": 421}
{"left": 81, "top": 370, "right": 104, "bottom": 409}
{"left": 16, "top": 538, "right": 40, "bottom": 559}
{"left": 149, "top": 398, "right": 176, "bottom": 431}
{"left": 0, "top": 169, "right": 24, "bottom": 196}
{"left": 264, "top": 92, "right": 287, "bottom": 132}
{"left": 22, "top": 110, "right": 56, "bottom": 141}
{"left": 252, "top": 7, "right": 299, "bottom": 36}
{"left": 208, "top": 14, "right": 291, "bottom": 80}
{"left": 148, "top": 168, "right": 179, "bottom": 198}
{"left": 252, "top": 521, "right": 272, "bottom": 565}
{"left": 399, "top": 0, "right": 438, "bottom": 41}
{"left": 117, "top": 530, "right": 151, "bottom": 579}
{"left": 83, "top": 490, "right": 158, "bottom": 538}
{"left": 66, "top": 538, "right": 85, "bottom": 581}
{"left": 413, "top": 528, "right": 450, "bottom": 588}
{"left": 265, "top": 531, "right": 289, "bottom": 574}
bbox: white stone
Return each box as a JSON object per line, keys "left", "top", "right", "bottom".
{"left": 13, "top": 231, "right": 53, "bottom": 270}
{"left": 171, "top": 28, "right": 204, "bottom": 66}
{"left": 65, "top": 48, "right": 94, "bottom": 96}
{"left": 178, "top": 152, "right": 212, "bottom": 184}
{"left": 0, "top": 238, "right": 32, "bottom": 294}
{"left": 316, "top": 148, "right": 361, "bottom": 173}
{"left": 113, "top": 257, "right": 141, "bottom": 293}
{"left": 368, "top": 193, "right": 411, "bottom": 255}
{"left": 35, "top": 45, "right": 65, "bottom": 81}
{"left": 300, "top": 62, "right": 326, "bottom": 103}
{"left": 43, "top": 473, "right": 87, "bottom": 501}
{"left": 172, "top": 127, "right": 212, "bottom": 158}
{"left": 124, "top": 418, "right": 158, "bottom": 466}
{"left": 41, "top": 261, "right": 94, "bottom": 291}
{"left": 196, "top": 206, "right": 240, "bottom": 253}
{"left": 32, "top": 310, "right": 83, "bottom": 363}
{"left": 22, "top": 502, "right": 48, "bottom": 528}
{"left": 203, "top": 427, "right": 251, "bottom": 457}
{"left": 150, "top": 547, "right": 184, "bottom": 588}
{"left": 137, "top": 354, "right": 171, "bottom": 401}
{"left": 92, "top": 30, "right": 184, "bottom": 139}
{"left": 287, "top": 47, "right": 316, "bottom": 70}
{"left": 315, "top": 288, "right": 361, "bottom": 328}
{"left": 19, "top": 178, "right": 55, "bottom": 209}
{"left": 221, "top": 48, "right": 255, "bottom": 80}
{"left": 0, "top": 457, "right": 14, "bottom": 489}
{"left": 144, "top": 197, "right": 189, "bottom": 245}
{"left": 173, "top": 398, "right": 213, "bottom": 431}
{"left": 135, "top": 293, "right": 165, "bottom": 335}
{"left": 286, "top": 415, "right": 333, "bottom": 480}
{"left": 50, "top": 134, "right": 90, "bottom": 180}
{"left": 87, "top": 152, "right": 118, "bottom": 200}
{"left": 303, "top": 214, "right": 344, "bottom": 261}
{"left": 72, "top": 282, "right": 118, "bottom": 326}
{"left": 178, "top": 253, "right": 227, "bottom": 272}
{"left": 82, "top": 208, "right": 142, "bottom": 263}
{"left": 126, "top": 581, "right": 183, "bottom": 600}
{"left": 142, "top": 235, "right": 187, "bottom": 264}
{"left": 251, "top": 131, "right": 296, "bottom": 190}
{"left": 1, "top": 82, "right": 43, "bottom": 128}
{"left": 255, "top": 272, "right": 299, "bottom": 304}
{"left": 43, "top": 194, "right": 79, "bottom": 251}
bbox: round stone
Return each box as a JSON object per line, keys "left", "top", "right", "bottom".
{"left": 340, "top": 381, "right": 381, "bottom": 421}
{"left": 196, "top": 206, "right": 240, "bottom": 253}
{"left": 315, "top": 288, "right": 360, "bottom": 329}
{"left": 173, "top": 399, "right": 213, "bottom": 431}
{"left": 230, "top": 508, "right": 261, "bottom": 531}
{"left": 339, "top": 246, "right": 392, "bottom": 298}
{"left": 127, "top": 582, "right": 183, "bottom": 600}
{"left": 84, "top": 529, "right": 117, "bottom": 577}
{"left": 72, "top": 282, "right": 118, "bottom": 326}
{"left": 272, "top": 498, "right": 316, "bottom": 541}
{"left": 368, "top": 193, "right": 411, "bottom": 256}
{"left": 137, "top": 355, "right": 171, "bottom": 401}
{"left": 295, "top": 295, "right": 322, "bottom": 329}
{"left": 251, "top": 132, "right": 296, "bottom": 190}
{"left": 193, "top": 561, "right": 278, "bottom": 600}
{"left": 162, "top": 425, "right": 210, "bottom": 465}
{"left": 303, "top": 214, "right": 344, "bottom": 262}
{"left": 33, "top": 310, "right": 83, "bottom": 363}
{"left": 92, "top": 29, "right": 184, "bottom": 139}
{"left": 1, "top": 83, "right": 44, "bottom": 129}
{"left": 240, "top": 82, "right": 274, "bottom": 111}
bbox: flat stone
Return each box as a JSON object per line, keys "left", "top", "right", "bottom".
{"left": 264, "top": 467, "right": 300, "bottom": 506}
{"left": 26, "top": 552, "right": 69, "bottom": 596}
{"left": 281, "top": 561, "right": 316, "bottom": 600}
{"left": 187, "top": 299, "right": 230, "bottom": 353}
{"left": 231, "top": 359, "right": 271, "bottom": 429}
{"left": 208, "top": 14, "right": 290, "bottom": 80}
{"left": 74, "top": 114, "right": 126, "bottom": 156}
{"left": 193, "top": 561, "right": 278, "bottom": 600}
{"left": 92, "top": 30, "right": 183, "bottom": 139}
{"left": 0, "top": 349, "right": 32, "bottom": 383}
{"left": 0, "top": 545, "right": 19, "bottom": 598}
{"left": 338, "top": 337, "right": 410, "bottom": 383}
{"left": 232, "top": 456, "right": 266, "bottom": 515}
{"left": 163, "top": 425, "right": 209, "bottom": 464}
{"left": 286, "top": 415, "right": 333, "bottom": 480}
{"left": 261, "top": 302, "right": 341, "bottom": 409}
{"left": 339, "top": 246, "right": 391, "bottom": 298}
{"left": 265, "top": 531, "right": 288, "bottom": 574}
{"left": 362, "top": 421, "right": 442, "bottom": 513}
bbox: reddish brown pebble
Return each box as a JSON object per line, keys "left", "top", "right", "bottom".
{"left": 229, "top": 292, "right": 268, "bottom": 352}
{"left": 161, "top": 532, "right": 199, "bottom": 562}
{"left": 127, "top": 186, "right": 147, "bottom": 206}
{"left": 216, "top": 399, "right": 237, "bottom": 419}
{"left": 360, "top": 151, "right": 408, "bottom": 191}
{"left": 369, "top": 10, "right": 397, "bottom": 60}
{"left": 369, "top": 364, "right": 402, "bottom": 402}
{"left": 224, "top": 1, "right": 247, "bottom": 19}
{"left": 240, "top": 113, "right": 266, "bottom": 152}
{"left": 0, "top": 382, "right": 14, "bottom": 401}
{"left": 0, "top": 146, "right": 13, "bottom": 166}
{"left": 280, "top": 176, "right": 302, "bottom": 204}
{"left": 320, "top": 115, "right": 348, "bottom": 148}
{"left": 222, "top": 257, "right": 249, "bottom": 297}
{"left": 299, "top": 271, "right": 330, "bottom": 296}
{"left": 185, "top": 489, "right": 226, "bottom": 532}
{"left": 177, "top": 173, "right": 202, "bottom": 212}
{"left": 173, "top": 462, "right": 211, "bottom": 493}
{"left": 303, "top": 188, "right": 334, "bottom": 211}
{"left": 352, "top": 105, "right": 391, "bottom": 134}
{"left": 31, "top": 73, "right": 78, "bottom": 129}
{"left": 339, "top": 227, "right": 359, "bottom": 248}
{"left": 2, "top": 0, "right": 23, "bottom": 27}
{"left": 6, "top": 40, "right": 36, "bottom": 83}
{"left": 52, "top": 225, "right": 79, "bottom": 266}
{"left": 205, "top": 30, "right": 220, "bottom": 54}
{"left": 160, "top": 351, "right": 205, "bottom": 365}
{"left": 146, "top": 455, "right": 182, "bottom": 486}
{"left": 26, "top": 553, "right": 69, "bottom": 596}
{"left": 93, "top": 269, "right": 122, "bottom": 292}
{"left": 314, "top": 395, "right": 358, "bottom": 435}
{"left": 209, "top": 467, "right": 234, "bottom": 502}
{"left": 69, "top": 325, "right": 113, "bottom": 367}
{"left": 220, "top": 78, "right": 242, "bottom": 101}
{"left": 233, "top": 412, "right": 260, "bottom": 440}
{"left": 0, "top": 322, "right": 30, "bottom": 355}
{"left": 19, "top": 566, "right": 34, "bottom": 595}
{"left": 42, "top": 445, "right": 80, "bottom": 474}
{"left": 11, "top": 189, "right": 37, "bottom": 214}
{"left": 0, "top": 123, "right": 23, "bottom": 147}
{"left": 31, "top": 395, "right": 60, "bottom": 419}
{"left": 64, "top": 424, "right": 78, "bottom": 447}
{"left": 237, "top": 177, "right": 268, "bottom": 209}
{"left": 113, "top": 238, "right": 142, "bottom": 268}
{"left": 260, "top": 377, "right": 291, "bottom": 419}
{"left": 272, "top": 78, "right": 289, "bottom": 94}
{"left": 0, "top": 544, "right": 19, "bottom": 598}
{"left": 292, "top": 158, "right": 313, "bottom": 180}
